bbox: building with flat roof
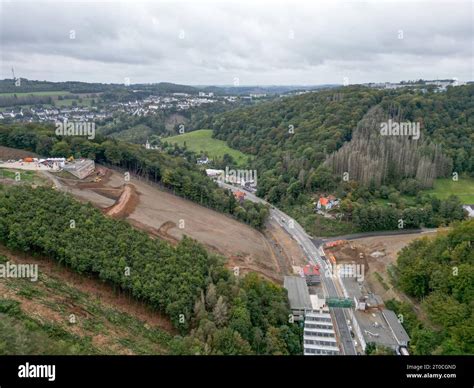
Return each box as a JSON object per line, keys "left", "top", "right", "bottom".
{"left": 382, "top": 309, "right": 410, "bottom": 348}
{"left": 303, "top": 308, "right": 340, "bottom": 355}
{"left": 284, "top": 276, "right": 340, "bottom": 355}
{"left": 284, "top": 276, "right": 312, "bottom": 321}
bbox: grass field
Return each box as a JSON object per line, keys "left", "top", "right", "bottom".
{"left": 0, "top": 168, "right": 51, "bottom": 187}
{"left": 373, "top": 176, "right": 474, "bottom": 207}
{"left": 423, "top": 177, "right": 474, "bottom": 204}
{"left": 0, "top": 91, "right": 71, "bottom": 97}
{"left": 0, "top": 168, "right": 37, "bottom": 182}
{"left": 165, "top": 129, "right": 251, "bottom": 166}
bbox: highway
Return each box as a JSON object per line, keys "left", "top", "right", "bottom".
{"left": 217, "top": 181, "right": 357, "bottom": 355}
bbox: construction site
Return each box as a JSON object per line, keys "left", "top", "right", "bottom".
{"left": 317, "top": 234, "right": 441, "bottom": 355}
{"left": 0, "top": 146, "right": 305, "bottom": 284}
{"left": 2, "top": 145, "right": 438, "bottom": 356}
{"left": 0, "top": 155, "right": 95, "bottom": 180}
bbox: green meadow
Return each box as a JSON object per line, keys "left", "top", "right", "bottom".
{"left": 165, "top": 129, "right": 251, "bottom": 166}
{"left": 424, "top": 177, "right": 474, "bottom": 204}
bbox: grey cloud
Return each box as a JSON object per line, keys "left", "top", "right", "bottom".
{"left": 0, "top": 0, "right": 472, "bottom": 84}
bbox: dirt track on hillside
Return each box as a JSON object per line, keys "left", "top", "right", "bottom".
{"left": 105, "top": 184, "right": 139, "bottom": 218}
{"left": 49, "top": 167, "right": 302, "bottom": 283}
{"left": 126, "top": 173, "right": 284, "bottom": 282}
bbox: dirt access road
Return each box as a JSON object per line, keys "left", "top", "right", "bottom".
{"left": 49, "top": 167, "right": 303, "bottom": 283}
{"left": 0, "top": 144, "right": 305, "bottom": 281}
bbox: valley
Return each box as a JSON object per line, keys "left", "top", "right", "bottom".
{"left": 0, "top": 1, "right": 472, "bottom": 383}
{"left": 0, "top": 80, "right": 472, "bottom": 358}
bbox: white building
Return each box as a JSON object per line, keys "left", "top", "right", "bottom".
{"left": 284, "top": 276, "right": 341, "bottom": 355}
{"left": 199, "top": 92, "right": 214, "bottom": 97}
{"left": 205, "top": 169, "right": 224, "bottom": 178}
{"left": 63, "top": 159, "right": 95, "bottom": 179}
{"left": 303, "top": 308, "right": 340, "bottom": 355}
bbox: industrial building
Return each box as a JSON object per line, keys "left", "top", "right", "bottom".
{"left": 304, "top": 308, "right": 340, "bottom": 355}
{"left": 284, "top": 276, "right": 312, "bottom": 322}
{"left": 340, "top": 275, "right": 410, "bottom": 353}
{"left": 382, "top": 309, "right": 410, "bottom": 349}
{"left": 284, "top": 276, "right": 340, "bottom": 355}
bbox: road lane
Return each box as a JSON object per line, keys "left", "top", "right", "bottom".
{"left": 217, "top": 181, "right": 357, "bottom": 355}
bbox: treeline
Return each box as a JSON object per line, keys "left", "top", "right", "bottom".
{"left": 351, "top": 195, "right": 465, "bottom": 231}
{"left": 205, "top": 86, "right": 383, "bottom": 204}
{"left": 0, "top": 79, "right": 124, "bottom": 94}
{"left": 0, "top": 123, "right": 268, "bottom": 229}
{"left": 0, "top": 186, "right": 209, "bottom": 332}
{"left": 379, "top": 85, "right": 474, "bottom": 175}
{"left": 388, "top": 220, "right": 473, "bottom": 355}
{"left": 207, "top": 85, "right": 473, "bottom": 193}
{"left": 98, "top": 112, "right": 168, "bottom": 143}
{"left": 0, "top": 95, "right": 53, "bottom": 108}
{"left": 0, "top": 186, "right": 301, "bottom": 355}
{"left": 338, "top": 178, "right": 466, "bottom": 232}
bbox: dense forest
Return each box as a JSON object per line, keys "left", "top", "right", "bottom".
{"left": 0, "top": 185, "right": 301, "bottom": 355}
{"left": 324, "top": 106, "right": 453, "bottom": 188}
{"left": 207, "top": 85, "right": 473, "bottom": 180}
{"left": 0, "top": 123, "right": 268, "bottom": 229}
{"left": 387, "top": 219, "right": 473, "bottom": 355}
{"left": 205, "top": 85, "right": 473, "bottom": 235}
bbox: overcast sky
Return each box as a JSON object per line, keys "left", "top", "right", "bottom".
{"left": 0, "top": 0, "right": 472, "bottom": 85}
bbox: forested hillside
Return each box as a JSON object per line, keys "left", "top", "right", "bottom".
{"left": 0, "top": 185, "right": 301, "bottom": 355}
{"left": 208, "top": 85, "right": 473, "bottom": 179}
{"left": 387, "top": 219, "right": 473, "bottom": 355}
{"left": 0, "top": 124, "right": 268, "bottom": 229}
{"left": 324, "top": 106, "right": 452, "bottom": 188}
{"left": 205, "top": 85, "right": 473, "bottom": 235}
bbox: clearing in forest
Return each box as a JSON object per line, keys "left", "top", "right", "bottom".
{"left": 165, "top": 129, "right": 250, "bottom": 166}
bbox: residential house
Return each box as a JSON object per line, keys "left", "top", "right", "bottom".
{"left": 317, "top": 195, "right": 339, "bottom": 211}
{"left": 234, "top": 190, "right": 246, "bottom": 203}
{"left": 197, "top": 156, "right": 209, "bottom": 165}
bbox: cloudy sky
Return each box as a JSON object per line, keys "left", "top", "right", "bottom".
{"left": 0, "top": 0, "right": 472, "bottom": 85}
